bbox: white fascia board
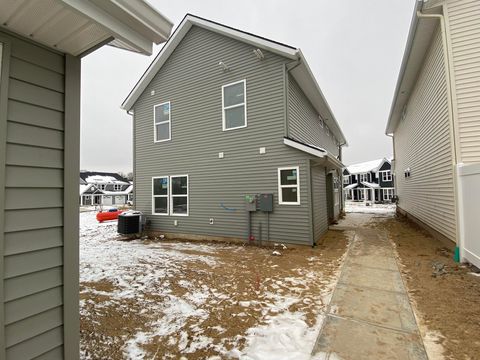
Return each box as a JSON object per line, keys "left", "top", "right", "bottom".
{"left": 121, "top": 14, "right": 298, "bottom": 111}
{"left": 60, "top": 0, "right": 154, "bottom": 55}
{"left": 283, "top": 138, "right": 327, "bottom": 158}
{"left": 291, "top": 50, "right": 347, "bottom": 146}
{"left": 386, "top": 0, "right": 440, "bottom": 134}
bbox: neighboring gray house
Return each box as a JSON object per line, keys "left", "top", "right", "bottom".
{"left": 386, "top": 0, "right": 480, "bottom": 267}
{"left": 343, "top": 158, "right": 395, "bottom": 203}
{"left": 79, "top": 171, "right": 133, "bottom": 206}
{"left": 0, "top": 1, "right": 172, "bottom": 358}
{"left": 122, "top": 15, "right": 347, "bottom": 246}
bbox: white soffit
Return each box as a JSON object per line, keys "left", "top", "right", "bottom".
{"left": 283, "top": 138, "right": 327, "bottom": 158}
{"left": 0, "top": 0, "right": 173, "bottom": 56}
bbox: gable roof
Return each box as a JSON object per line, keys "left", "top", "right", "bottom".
{"left": 121, "top": 14, "right": 347, "bottom": 145}
{"left": 346, "top": 158, "right": 391, "bottom": 175}
{"left": 385, "top": 0, "right": 443, "bottom": 134}
{"left": 80, "top": 171, "right": 130, "bottom": 184}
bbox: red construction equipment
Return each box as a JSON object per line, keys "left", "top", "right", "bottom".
{"left": 96, "top": 209, "right": 124, "bottom": 223}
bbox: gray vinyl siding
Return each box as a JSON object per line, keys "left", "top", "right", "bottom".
{"left": 394, "top": 26, "right": 457, "bottom": 242}
{"left": 445, "top": 0, "right": 480, "bottom": 163}
{"left": 1, "top": 30, "right": 65, "bottom": 358}
{"left": 134, "top": 26, "right": 325, "bottom": 245}
{"left": 288, "top": 76, "right": 339, "bottom": 156}
{"left": 311, "top": 164, "right": 328, "bottom": 242}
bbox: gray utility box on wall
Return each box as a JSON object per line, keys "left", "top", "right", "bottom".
{"left": 257, "top": 193, "right": 273, "bottom": 212}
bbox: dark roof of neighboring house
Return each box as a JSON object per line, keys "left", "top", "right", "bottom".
{"left": 80, "top": 171, "right": 129, "bottom": 183}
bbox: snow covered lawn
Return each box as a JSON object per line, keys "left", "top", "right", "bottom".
{"left": 345, "top": 201, "right": 396, "bottom": 215}
{"left": 80, "top": 212, "right": 350, "bottom": 359}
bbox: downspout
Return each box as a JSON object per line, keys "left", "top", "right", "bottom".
{"left": 416, "top": 9, "right": 462, "bottom": 261}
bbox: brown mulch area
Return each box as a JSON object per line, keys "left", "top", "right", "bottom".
{"left": 80, "top": 231, "right": 349, "bottom": 359}
{"left": 377, "top": 215, "right": 480, "bottom": 360}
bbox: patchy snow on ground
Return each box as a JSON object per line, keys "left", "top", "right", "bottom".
{"left": 80, "top": 211, "right": 346, "bottom": 359}
{"left": 345, "top": 201, "right": 396, "bottom": 215}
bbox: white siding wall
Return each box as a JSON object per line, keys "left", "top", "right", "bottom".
{"left": 394, "top": 26, "right": 457, "bottom": 242}
{"left": 446, "top": 0, "right": 480, "bottom": 163}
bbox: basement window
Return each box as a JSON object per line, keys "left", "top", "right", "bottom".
{"left": 278, "top": 166, "right": 300, "bottom": 205}
{"left": 222, "top": 79, "right": 247, "bottom": 131}
{"left": 152, "top": 177, "right": 169, "bottom": 215}
{"left": 154, "top": 101, "right": 171, "bottom": 142}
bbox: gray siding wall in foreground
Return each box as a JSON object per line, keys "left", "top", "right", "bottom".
{"left": 134, "top": 26, "right": 324, "bottom": 245}
{"left": 288, "top": 76, "right": 339, "bottom": 157}
{"left": 0, "top": 30, "right": 65, "bottom": 358}
{"left": 311, "top": 164, "right": 328, "bottom": 242}
{"left": 394, "top": 26, "right": 457, "bottom": 242}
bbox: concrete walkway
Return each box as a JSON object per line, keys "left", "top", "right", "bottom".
{"left": 312, "top": 217, "right": 428, "bottom": 359}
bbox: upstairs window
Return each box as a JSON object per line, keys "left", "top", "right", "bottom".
{"left": 381, "top": 170, "right": 392, "bottom": 182}
{"left": 154, "top": 102, "right": 171, "bottom": 142}
{"left": 222, "top": 80, "right": 247, "bottom": 131}
{"left": 98, "top": 184, "right": 106, "bottom": 190}
{"left": 343, "top": 176, "right": 350, "bottom": 185}
{"left": 278, "top": 166, "right": 300, "bottom": 205}
{"left": 359, "top": 173, "right": 368, "bottom": 182}
{"left": 113, "top": 184, "right": 122, "bottom": 191}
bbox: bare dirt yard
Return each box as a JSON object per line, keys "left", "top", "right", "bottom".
{"left": 79, "top": 212, "right": 350, "bottom": 359}
{"left": 368, "top": 213, "right": 480, "bottom": 360}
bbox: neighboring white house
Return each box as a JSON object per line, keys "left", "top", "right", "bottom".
{"left": 386, "top": 0, "right": 480, "bottom": 268}
{"left": 79, "top": 171, "right": 133, "bottom": 206}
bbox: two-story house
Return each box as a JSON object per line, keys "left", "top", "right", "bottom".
{"left": 343, "top": 158, "right": 394, "bottom": 203}
{"left": 121, "top": 14, "right": 347, "bottom": 246}
{"left": 386, "top": 0, "right": 480, "bottom": 267}
{"left": 79, "top": 171, "right": 133, "bottom": 206}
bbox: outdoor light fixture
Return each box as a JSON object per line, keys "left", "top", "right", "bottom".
{"left": 253, "top": 48, "right": 265, "bottom": 60}
{"left": 218, "top": 61, "right": 230, "bottom": 72}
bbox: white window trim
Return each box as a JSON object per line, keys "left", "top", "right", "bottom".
{"left": 359, "top": 173, "right": 368, "bottom": 182}
{"left": 152, "top": 176, "right": 169, "bottom": 215}
{"left": 383, "top": 188, "right": 395, "bottom": 201}
{"left": 222, "top": 79, "right": 247, "bottom": 131}
{"left": 380, "top": 170, "right": 392, "bottom": 182}
{"left": 343, "top": 176, "right": 350, "bottom": 184}
{"left": 113, "top": 184, "right": 122, "bottom": 191}
{"left": 278, "top": 166, "right": 300, "bottom": 205}
{"left": 153, "top": 101, "right": 171, "bottom": 143}
{"left": 170, "top": 174, "right": 189, "bottom": 217}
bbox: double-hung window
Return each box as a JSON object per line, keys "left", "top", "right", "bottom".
{"left": 381, "top": 171, "right": 392, "bottom": 182}
{"left": 152, "top": 177, "right": 169, "bottom": 215}
{"left": 383, "top": 188, "right": 395, "bottom": 201}
{"left": 113, "top": 184, "right": 122, "bottom": 191}
{"left": 154, "top": 101, "right": 171, "bottom": 142}
{"left": 278, "top": 166, "right": 300, "bottom": 205}
{"left": 359, "top": 173, "right": 367, "bottom": 182}
{"left": 171, "top": 175, "right": 188, "bottom": 216}
{"left": 343, "top": 176, "right": 350, "bottom": 185}
{"left": 152, "top": 175, "right": 189, "bottom": 216}
{"left": 222, "top": 79, "right": 247, "bottom": 131}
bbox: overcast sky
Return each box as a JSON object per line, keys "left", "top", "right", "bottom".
{"left": 80, "top": 0, "right": 415, "bottom": 173}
